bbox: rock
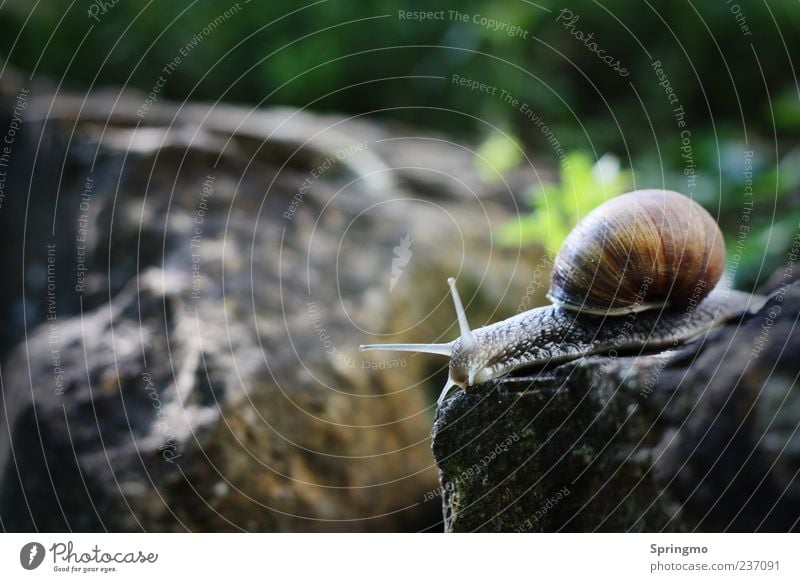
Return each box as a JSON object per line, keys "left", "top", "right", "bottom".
{"left": 0, "top": 86, "right": 551, "bottom": 531}
{"left": 432, "top": 281, "right": 800, "bottom": 532}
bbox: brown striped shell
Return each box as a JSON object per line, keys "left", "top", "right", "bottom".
{"left": 547, "top": 189, "right": 726, "bottom": 315}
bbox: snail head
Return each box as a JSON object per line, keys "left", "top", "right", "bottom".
{"left": 359, "top": 277, "right": 484, "bottom": 404}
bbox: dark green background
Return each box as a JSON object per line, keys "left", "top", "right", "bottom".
{"left": 2, "top": 0, "right": 798, "bottom": 287}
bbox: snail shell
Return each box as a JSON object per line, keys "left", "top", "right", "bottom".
{"left": 548, "top": 189, "right": 726, "bottom": 314}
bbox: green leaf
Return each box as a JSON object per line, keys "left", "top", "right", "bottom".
{"left": 499, "top": 150, "right": 630, "bottom": 250}
{"left": 475, "top": 132, "right": 524, "bottom": 183}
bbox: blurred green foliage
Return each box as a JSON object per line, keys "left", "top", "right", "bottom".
{"left": 496, "top": 151, "right": 629, "bottom": 249}
{"left": 1, "top": 0, "right": 798, "bottom": 288}
{"left": 475, "top": 132, "right": 524, "bottom": 182}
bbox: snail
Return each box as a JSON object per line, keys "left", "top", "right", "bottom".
{"left": 360, "top": 189, "right": 764, "bottom": 405}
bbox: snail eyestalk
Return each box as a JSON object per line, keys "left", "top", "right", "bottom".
{"left": 358, "top": 305, "right": 454, "bottom": 357}
{"left": 359, "top": 277, "right": 478, "bottom": 406}
{"left": 358, "top": 342, "right": 452, "bottom": 356}
{"left": 447, "top": 277, "right": 475, "bottom": 351}
{"left": 358, "top": 277, "right": 473, "bottom": 358}
{"left": 437, "top": 376, "right": 459, "bottom": 406}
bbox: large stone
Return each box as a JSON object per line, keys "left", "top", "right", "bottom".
{"left": 433, "top": 281, "right": 800, "bottom": 532}
{"left": 0, "top": 85, "right": 551, "bottom": 531}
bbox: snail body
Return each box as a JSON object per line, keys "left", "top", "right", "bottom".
{"left": 360, "top": 190, "right": 763, "bottom": 405}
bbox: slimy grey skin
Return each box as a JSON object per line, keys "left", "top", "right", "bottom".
{"left": 360, "top": 279, "right": 759, "bottom": 405}
{"left": 360, "top": 190, "right": 766, "bottom": 406}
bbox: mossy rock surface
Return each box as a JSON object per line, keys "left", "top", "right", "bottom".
{"left": 433, "top": 283, "right": 800, "bottom": 532}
